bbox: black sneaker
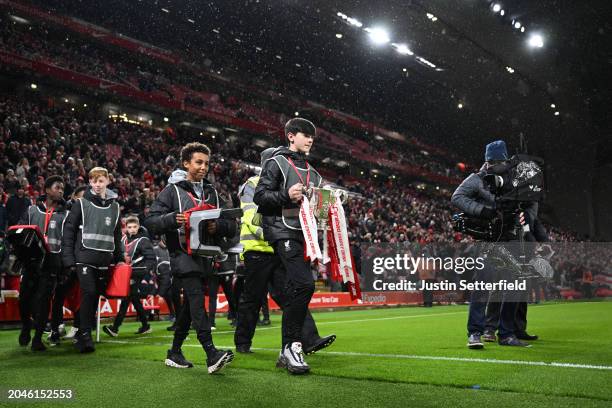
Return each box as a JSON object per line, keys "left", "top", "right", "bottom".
{"left": 206, "top": 349, "right": 234, "bottom": 374}
{"left": 103, "top": 325, "right": 118, "bottom": 338}
{"left": 257, "top": 319, "right": 271, "bottom": 326}
{"left": 48, "top": 331, "right": 61, "bottom": 346}
{"left": 482, "top": 331, "right": 497, "bottom": 342}
{"left": 499, "top": 335, "right": 532, "bottom": 347}
{"left": 165, "top": 349, "right": 194, "bottom": 368}
{"left": 166, "top": 324, "right": 176, "bottom": 331}
{"left": 31, "top": 338, "right": 47, "bottom": 352}
{"left": 230, "top": 319, "right": 237, "bottom": 328}
{"left": 304, "top": 334, "right": 336, "bottom": 355}
{"left": 18, "top": 328, "right": 31, "bottom": 346}
{"left": 235, "top": 344, "right": 253, "bottom": 354}
{"left": 135, "top": 325, "right": 152, "bottom": 335}
{"left": 516, "top": 332, "right": 539, "bottom": 341}
{"left": 467, "top": 333, "right": 484, "bottom": 349}
{"left": 75, "top": 332, "right": 95, "bottom": 353}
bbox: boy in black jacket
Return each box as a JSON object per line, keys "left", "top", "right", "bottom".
{"left": 145, "top": 142, "right": 236, "bottom": 374}
{"left": 103, "top": 216, "right": 156, "bottom": 337}
{"left": 49, "top": 185, "right": 87, "bottom": 343}
{"left": 253, "top": 118, "right": 323, "bottom": 374}
{"left": 17, "top": 175, "right": 68, "bottom": 351}
{"left": 62, "top": 167, "right": 125, "bottom": 353}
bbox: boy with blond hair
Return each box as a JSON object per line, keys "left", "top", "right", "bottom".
{"left": 62, "top": 167, "right": 125, "bottom": 353}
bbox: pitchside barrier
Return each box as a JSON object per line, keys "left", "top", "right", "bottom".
{"left": 0, "top": 283, "right": 563, "bottom": 323}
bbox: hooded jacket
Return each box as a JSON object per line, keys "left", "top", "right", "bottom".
{"left": 144, "top": 169, "right": 237, "bottom": 276}
{"left": 253, "top": 146, "right": 323, "bottom": 243}
{"left": 61, "top": 189, "right": 123, "bottom": 268}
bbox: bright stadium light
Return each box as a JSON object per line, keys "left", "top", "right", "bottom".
{"left": 163, "top": 117, "right": 169, "bottom": 122}
{"left": 521, "top": 26, "right": 525, "bottom": 33}
{"left": 393, "top": 43, "right": 414, "bottom": 55}
{"left": 30, "top": 83, "right": 37, "bottom": 89}
{"left": 500, "top": 9, "right": 505, "bottom": 16}
{"left": 550, "top": 103, "right": 556, "bottom": 108}
{"left": 528, "top": 33, "right": 544, "bottom": 48}
{"left": 416, "top": 56, "right": 436, "bottom": 68}
{"left": 347, "top": 17, "right": 363, "bottom": 28}
{"left": 336, "top": 33, "right": 343, "bottom": 39}
{"left": 366, "top": 27, "right": 390, "bottom": 45}
{"left": 514, "top": 21, "right": 522, "bottom": 29}
{"left": 492, "top": 4, "right": 502, "bottom": 13}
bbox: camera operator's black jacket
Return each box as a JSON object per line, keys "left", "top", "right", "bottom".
{"left": 144, "top": 170, "right": 237, "bottom": 276}
{"left": 451, "top": 165, "right": 537, "bottom": 240}
{"left": 451, "top": 167, "right": 496, "bottom": 218}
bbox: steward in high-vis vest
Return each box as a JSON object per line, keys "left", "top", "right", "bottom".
{"left": 145, "top": 142, "right": 236, "bottom": 374}
{"left": 62, "top": 167, "right": 124, "bottom": 354}
{"left": 104, "top": 217, "right": 156, "bottom": 338}
{"left": 17, "top": 175, "right": 68, "bottom": 352}
{"left": 254, "top": 118, "right": 324, "bottom": 375}
{"left": 234, "top": 148, "right": 335, "bottom": 356}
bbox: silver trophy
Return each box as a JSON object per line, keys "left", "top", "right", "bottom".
{"left": 303, "top": 185, "right": 348, "bottom": 230}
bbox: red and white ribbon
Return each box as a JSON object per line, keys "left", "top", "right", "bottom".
{"left": 327, "top": 192, "right": 361, "bottom": 300}
{"left": 299, "top": 196, "right": 322, "bottom": 263}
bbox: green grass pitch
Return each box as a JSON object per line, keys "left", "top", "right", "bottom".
{"left": 1, "top": 301, "right": 611, "bottom": 407}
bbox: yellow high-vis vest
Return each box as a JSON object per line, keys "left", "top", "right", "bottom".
{"left": 239, "top": 176, "right": 273, "bottom": 260}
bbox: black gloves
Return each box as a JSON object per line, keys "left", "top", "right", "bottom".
{"left": 480, "top": 206, "right": 497, "bottom": 220}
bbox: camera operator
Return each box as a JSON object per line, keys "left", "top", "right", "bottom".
{"left": 485, "top": 212, "right": 550, "bottom": 342}
{"left": 451, "top": 140, "right": 537, "bottom": 349}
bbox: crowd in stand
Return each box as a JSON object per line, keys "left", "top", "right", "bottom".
{"left": 0, "top": 14, "right": 462, "bottom": 181}
{"left": 0, "top": 92, "right": 609, "bottom": 300}
{"left": 0, "top": 9, "right": 609, "bottom": 300}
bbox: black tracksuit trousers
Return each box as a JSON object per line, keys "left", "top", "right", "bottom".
{"left": 234, "top": 242, "right": 319, "bottom": 349}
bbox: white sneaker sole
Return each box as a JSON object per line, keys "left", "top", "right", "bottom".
{"left": 137, "top": 328, "right": 152, "bottom": 335}
{"left": 165, "top": 358, "right": 192, "bottom": 369}
{"left": 103, "top": 328, "right": 118, "bottom": 338}
{"left": 207, "top": 352, "right": 234, "bottom": 374}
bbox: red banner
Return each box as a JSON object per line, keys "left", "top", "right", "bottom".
{"left": 0, "top": 288, "right": 434, "bottom": 322}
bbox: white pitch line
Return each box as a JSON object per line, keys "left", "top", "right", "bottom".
{"left": 138, "top": 311, "right": 468, "bottom": 340}
{"left": 102, "top": 341, "right": 612, "bottom": 371}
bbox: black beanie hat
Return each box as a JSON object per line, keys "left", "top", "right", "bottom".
{"left": 284, "top": 118, "right": 316, "bottom": 138}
